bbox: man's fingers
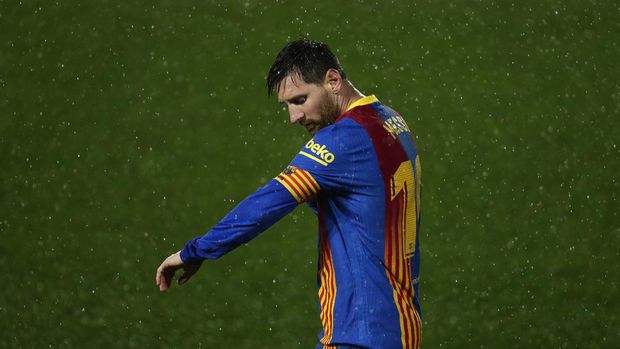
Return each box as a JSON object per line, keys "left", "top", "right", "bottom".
{"left": 157, "top": 267, "right": 168, "bottom": 291}
{"left": 156, "top": 260, "right": 176, "bottom": 292}
{"left": 178, "top": 263, "right": 201, "bottom": 285}
{"left": 156, "top": 251, "right": 196, "bottom": 291}
{"left": 156, "top": 264, "right": 165, "bottom": 286}
{"left": 178, "top": 272, "right": 190, "bottom": 285}
{"left": 156, "top": 265, "right": 164, "bottom": 288}
{"left": 177, "top": 269, "right": 194, "bottom": 285}
{"left": 159, "top": 267, "right": 176, "bottom": 291}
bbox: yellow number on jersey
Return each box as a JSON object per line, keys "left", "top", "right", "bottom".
{"left": 390, "top": 156, "right": 421, "bottom": 258}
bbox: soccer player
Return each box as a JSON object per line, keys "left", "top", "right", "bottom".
{"left": 156, "top": 39, "right": 423, "bottom": 349}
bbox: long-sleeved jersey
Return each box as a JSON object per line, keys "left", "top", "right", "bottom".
{"left": 180, "top": 95, "right": 422, "bottom": 349}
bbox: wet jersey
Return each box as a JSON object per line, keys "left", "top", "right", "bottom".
{"left": 180, "top": 95, "right": 422, "bottom": 349}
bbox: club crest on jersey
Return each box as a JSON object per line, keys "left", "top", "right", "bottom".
{"left": 300, "top": 139, "right": 335, "bottom": 166}
{"left": 283, "top": 165, "right": 296, "bottom": 175}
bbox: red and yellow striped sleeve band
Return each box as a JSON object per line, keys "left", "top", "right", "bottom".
{"left": 275, "top": 165, "right": 320, "bottom": 203}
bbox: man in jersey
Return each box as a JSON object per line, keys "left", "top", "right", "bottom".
{"left": 156, "top": 39, "right": 423, "bottom": 349}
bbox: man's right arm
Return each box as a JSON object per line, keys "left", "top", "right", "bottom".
{"left": 180, "top": 171, "right": 319, "bottom": 264}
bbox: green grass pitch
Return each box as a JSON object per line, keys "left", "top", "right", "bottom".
{"left": 1, "top": 1, "right": 618, "bottom": 347}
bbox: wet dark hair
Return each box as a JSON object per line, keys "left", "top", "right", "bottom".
{"left": 266, "top": 39, "right": 347, "bottom": 96}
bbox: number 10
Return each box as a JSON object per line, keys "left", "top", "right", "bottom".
{"left": 390, "top": 156, "right": 421, "bottom": 259}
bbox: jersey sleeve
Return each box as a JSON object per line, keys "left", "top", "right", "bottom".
{"left": 179, "top": 119, "right": 371, "bottom": 264}
{"left": 179, "top": 178, "right": 299, "bottom": 263}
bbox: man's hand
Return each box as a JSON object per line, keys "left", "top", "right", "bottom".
{"left": 155, "top": 251, "right": 201, "bottom": 292}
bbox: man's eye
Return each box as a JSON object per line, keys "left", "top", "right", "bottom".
{"left": 293, "top": 97, "right": 306, "bottom": 105}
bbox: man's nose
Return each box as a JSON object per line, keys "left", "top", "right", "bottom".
{"left": 289, "top": 107, "right": 305, "bottom": 124}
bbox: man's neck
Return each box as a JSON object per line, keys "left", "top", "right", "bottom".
{"left": 336, "top": 81, "right": 365, "bottom": 115}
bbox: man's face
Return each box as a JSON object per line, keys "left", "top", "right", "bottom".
{"left": 277, "top": 73, "right": 341, "bottom": 135}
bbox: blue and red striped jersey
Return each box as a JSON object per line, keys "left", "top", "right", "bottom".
{"left": 181, "top": 95, "right": 422, "bottom": 349}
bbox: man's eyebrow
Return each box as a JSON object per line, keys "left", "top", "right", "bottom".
{"left": 279, "top": 94, "right": 305, "bottom": 104}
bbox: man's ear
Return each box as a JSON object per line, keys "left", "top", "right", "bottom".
{"left": 324, "top": 68, "right": 343, "bottom": 94}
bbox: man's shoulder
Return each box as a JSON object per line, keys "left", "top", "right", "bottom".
{"left": 314, "top": 117, "right": 371, "bottom": 148}
{"left": 323, "top": 116, "right": 363, "bottom": 132}
{"left": 294, "top": 118, "right": 373, "bottom": 170}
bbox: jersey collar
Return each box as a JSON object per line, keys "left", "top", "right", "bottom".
{"left": 345, "top": 94, "right": 379, "bottom": 112}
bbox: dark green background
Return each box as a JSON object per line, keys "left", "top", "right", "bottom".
{"left": 2, "top": 0, "right": 618, "bottom": 348}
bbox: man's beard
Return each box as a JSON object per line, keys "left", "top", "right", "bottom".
{"left": 314, "top": 94, "right": 340, "bottom": 132}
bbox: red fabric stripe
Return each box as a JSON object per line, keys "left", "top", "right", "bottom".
{"left": 296, "top": 169, "right": 320, "bottom": 194}
{"left": 289, "top": 172, "right": 312, "bottom": 199}
{"left": 279, "top": 174, "right": 304, "bottom": 200}
{"left": 395, "top": 194, "right": 403, "bottom": 285}
{"left": 326, "top": 244, "right": 335, "bottom": 341}
{"left": 399, "top": 195, "right": 416, "bottom": 349}
{"left": 347, "top": 106, "right": 421, "bottom": 347}
{"left": 399, "top": 291, "right": 411, "bottom": 348}
{"left": 318, "top": 211, "right": 335, "bottom": 345}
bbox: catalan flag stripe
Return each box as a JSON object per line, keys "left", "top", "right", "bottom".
{"left": 275, "top": 166, "right": 320, "bottom": 203}
{"left": 275, "top": 175, "right": 303, "bottom": 202}
{"left": 288, "top": 172, "right": 313, "bottom": 198}
{"left": 297, "top": 169, "right": 320, "bottom": 193}
{"left": 386, "top": 191, "right": 421, "bottom": 349}
{"left": 282, "top": 173, "right": 308, "bottom": 199}
{"left": 319, "top": 221, "right": 336, "bottom": 345}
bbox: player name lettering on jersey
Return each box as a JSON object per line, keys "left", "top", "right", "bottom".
{"left": 383, "top": 115, "right": 410, "bottom": 137}
{"left": 300, "top": 139, "right": 335, "bottom": 166}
